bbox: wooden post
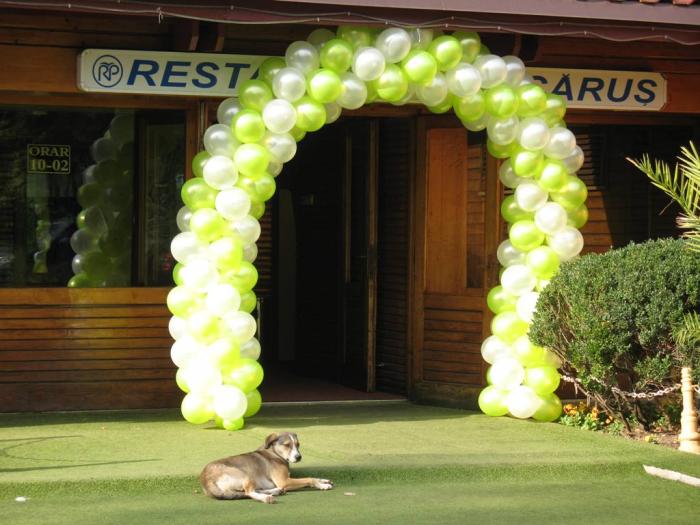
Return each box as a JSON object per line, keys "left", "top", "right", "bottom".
{"left": 678, "top": 367, "right": 700, "bottom": 454}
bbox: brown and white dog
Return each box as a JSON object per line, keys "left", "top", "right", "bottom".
{"left": 200, "top": 432, "right": 334, "bottom": 503}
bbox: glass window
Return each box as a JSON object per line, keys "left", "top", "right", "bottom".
{"left": 0, "top": 106, "right": 185, "bottom": 287}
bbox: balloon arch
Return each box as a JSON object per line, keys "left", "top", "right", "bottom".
{"left": 165, "top": 26, "right": 587, "bottom": 429}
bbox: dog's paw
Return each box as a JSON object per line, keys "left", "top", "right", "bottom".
{"left": 264, "top": 495, "right": 276, "bottom": 504}
{"left": 315, "top": 479, "right": 334, "bottom": 491}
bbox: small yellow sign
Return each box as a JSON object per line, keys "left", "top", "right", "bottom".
{"left": 27, "top": 144, "right": 71, "bottom": 175}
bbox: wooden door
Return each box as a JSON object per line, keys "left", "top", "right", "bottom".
{"left": 411, "top": 116, "right": 499, "bottom": 407}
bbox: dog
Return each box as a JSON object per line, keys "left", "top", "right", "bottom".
{"left": 199, "top": 432, "right": 334, "bottom": 503}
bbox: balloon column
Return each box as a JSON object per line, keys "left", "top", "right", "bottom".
{"left": 69, "top": 113, "right": 135, "bottom": 287}
{"left": 169, "top": 26, "right": 586, "bottom": 428}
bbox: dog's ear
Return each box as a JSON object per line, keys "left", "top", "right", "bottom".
{"left": 264, "top": 433, "right": 279, "bottom": 449}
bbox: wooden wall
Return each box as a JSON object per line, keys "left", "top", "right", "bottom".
{"left": 0, "top": 289, "right": 177, "bottom": 412}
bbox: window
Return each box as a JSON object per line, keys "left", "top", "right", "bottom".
{"left": 0, "top": 106, "right": 185, "bottom": 287}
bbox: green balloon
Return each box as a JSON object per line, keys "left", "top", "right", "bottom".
{"left": 239, "top": 80, "right": 273, "bottom": 112}
{"left": 67, "top": 272, "right": 94, "bottom": 288}
{"left": 542, "top": 94, "right": 567, "bottom": 127}
{"left": 99, "top": 230, "right": 130, "bottom": 258}
{"left": 166, "top": 286, "right": 201, "bottom": 317}
{"left": 453, "top": 92, "right": 485, "bottom": 122}
{"left": 428, "top": 35, "right": 463, "bottom": 71}
{"left": 512, "top": 148, "right": 544, "bottom": 178}
{"left": 209, "top": 236, "right": 244, "bottom": 270}
{"left": 192, "top": 150, "right": 211, "bottom": 178}
{"left": 320, "top": 38, "right": 354, "bottom": 73}
{"left": 307, "top": 68, "right": 344, "bottom": 104}
{"left": 551, "top": 176, "right": 588, "bottom": 211}
{"left": 77, "top": 182, "right": 103, "bottom": 208}
{"left": 207, "top": 337, "right": 241, "bottom": 368}
{"left": 487, "top": 139, "right": 516, "bottom": 159}
{"left": 509, "top": 220, "right": 545, "bottom": 252}
{"left": 478, "top": 386, "right": 509, "bottom": 417}
{"left": 244, "top": 389, "right": 262, "bottom": 418}
{"left": 526, "top": 246, "right": 560, "bottom": 280}
{"left": 428, "top": 94, "right": 454, "bottom": 114}
{"left": 516, "top": 84, "right": 548, "bottom": 118}
{"left": 234, "top": 143, "right": 270, "bottom": 177}
{"left": 487, "top": 285, "right": 517, "bottom": 314}
{"left": 491, "top": 311, "right": 529, "bottom": 343}
{"left": 365, "top": 81, "right": 379, "bottom": 103}
{"left": 294, "top": 96, "right": 327, "bottom": 132}
{"left": 173, "top": 262, "right": 185, "bottom": 285}
{"left": 239, "top": 290, "right": 257, "bottom": 313}
{"left": 479, "top": 43, "right": 491, "bottom": 55}
{"left": 223, "top": 261, "right": 258, "bottom": 292}
{"left": 289, "top": 125, "right": 307, "bottom": 142}
{"left": 81, "top": 251, "right": 112, "bottom": 280}
{"left": 501, "top": 195, "right": 534, "bottom": 224}
{"left": 337, "top": 26, "right": 373, "bottom": 49}
{"left": 533, "top": 392, "right": 563, "bottom": 422}
{"left": 181, "top": 178, "right": 218, "bottom": 210}
{"left": 258, "top": 57, "right": 286, "bottom": 86}
{"left": 175, "top": 368, "right": 190, "bottom": 393}
{"left": 253, "top": 173, "right": 277, "bottom": 202}
{"left": 221, "top": 417, "right": 245, "bottom": 431}
{"left": 536, "top": 160, "right": 568, "bottom": 193}
{"left": 401, "top": 50, "right": 437, "bottom": 86}
{"left": 372, "top": 63, "right": 409, "bottom": 102}
{"left": 232, "top": 109, "right": 266, "bottom": 143}
{"left": 513, "top": 336, "right": 547, "bottom": 367}
{"left": 567, "top": 204, "right": 589, "bottom": 228}
{"left": 181, "top": 393, "right": 213, "bottom": 425}
{"left": 249, "top": 201, "right": 266, "bottom": 220}
{"left": 190, "top": 208, "right": 226, "bottom": 242}
{"left": 485, "top": 85, "right": 519, "bottom": 118}
{"left": 452, "top": 31, "right": 481, "bottom": 63}
{"left": 224, "top": 358, "right": 264, "bottom": 393}
{"left": 188, "top": 309, "right": 221, "bottom": 343}
{"left": 525, "top": 365, "right": 561, "bottom": 395}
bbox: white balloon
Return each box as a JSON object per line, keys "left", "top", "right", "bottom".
{"left": 307, "top": 27, "right": 336, "bottom": 49}
{"left": 262, "top": 99, "right": 297, "bottom": 134}
{"left": 215, "top": 188, "right": 251, "bottom": 222}
{"left": 561, "top": 145, "right": 585, "bottom": 173}
{"left": 462, "top": 112, "right": 489, "bottom": 132}
{"left": 352, "top": 47, "right": 386, "bottom": 81}
{"left": 231, "top": 215, "right": 261, "bottom": 244}
{"left": 169, "top": 316, "right": 188, "bottom": 340}
{"left": 171, "top": 232, "right": 207, "bottom": 264}
{"left": 481, "top": 335, "right": 513, "bottom": 365}
{"left": 285, "top": 40, "right": 319, "bottom": 74}
{"left": 325, "top": 102, "right": 342, "bottom": 124}
{"left": 487, "top": 115, "right": 519, "bottom": 146}
{"left": 544, "top": 127, "right": 577, "bottom": 160}
{"left": 474, "top": 54, "right": 507, "bottom": 89}
{"left": 501, "top": 264, "right": 536, "bottom": 296}
{"left": 535, "top": 202, "right": 568, "bottom": 235}
{"left": 180, "top": 258, "right": 220, "bottom": 291}
{"left": 70, "top": 228, "right": 98, "bottom": 255}
{"left": 515, "top": 181, "right": 548, "bottom": 212}
{"left": 547, "top": 226, "right": 584, "bottom": 261}
{"left": 176, "top": 206, "right": 193, "bottom": 232}
{"left": 338, "top": 72, "right": 368, "bottom": 109}
{"left": 498, "top": 160, "right": 526, "bottom": 189}
{"left": 71, "top": 254, "right": 83, "bottom": 275}
{"left": 507, "top": 385, "right": 542, "bottom": 419}
{"left": 243, "top": 243, "right": 258, "bottom": 263}
{"left": 497, "top": 239, "right": 526, "bottom": 267}
{"left": 516, "top": 291, "right": 539, "bottom": 324}
{"left": 415, "top": 72, "right": 448, "bottom": 107}
{"left": 375, "top": 28, "right": 412, "bottom": 63}
{"left": 490, "top": 358, "right": 525, "bottom": 390}
{"left": 170, "top": 335, "right": 202, "bottom": 367}
{"left": 240, "top": 337, "right": 262, "bottom": 360}
{"left": 503, "top": 56, "right": 526, "bottom": 87}
{"left": 204, "top": 124, "right": 239, "bottom": 158}
{"left": 260, "top": 132, "right": 297, "bottom": 164}
{"left": 408, "top": 27, "right": 434, "bottom": 50}
{"left": 446, "top": 62, "right": 481, "bottom": 97}
{"left": 205, "top": 284, "right": 241, "bottom": 317}
{"left": 517, "top": 118, "right": 550, "bottom": 151}
{"left": 203, "top": 155, "right": 238, "bottom": 190}
{"left": 212, "top": 384, "right": 248, "bottom": 420}
{"left": 268, "top": 161, "right": 283, "bottom": 177}
{"left": 272, "top": 67, "right": 307, "bottom": 102}
{"left": 216, "top": 97, "right": 242, "bottom": 127}
{"left": 224, "top": 311, "right": 257, "bottom": 343}
{"left": 91, "top": 137, "right": 117, "bottom": 162}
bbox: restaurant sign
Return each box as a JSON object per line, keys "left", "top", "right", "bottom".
{"left": 78, "top": 49, "right": 667, "bottom": 111}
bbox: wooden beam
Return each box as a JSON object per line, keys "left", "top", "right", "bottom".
{"left": 198, "top": 22, "right": 225, "bottom": 53}
{"left": 171, "top": 19, "right": 199, "bottom": 51}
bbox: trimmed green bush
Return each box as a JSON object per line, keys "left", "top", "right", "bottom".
{"left": 529, "top": 238, "right": 700, "bottom": 428}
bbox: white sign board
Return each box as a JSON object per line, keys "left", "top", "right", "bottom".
{"left": 78, "top": 49, "right": 268, "bottom": 96}
{"left": 528, "top": 68, "right": 666, "bottom": 111}
{"left": 78, "top": 49, "right": 667, "bottom": 111}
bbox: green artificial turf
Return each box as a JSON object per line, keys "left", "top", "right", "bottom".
{"left": 1, "top": 401, "right": 699, "bottom": 524}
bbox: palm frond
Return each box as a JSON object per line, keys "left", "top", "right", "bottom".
{"left": 627, "top": 154, "right": 697, "bottom": 216}
{"left": 673, "top": 312, "right": 700, "bottom": 359}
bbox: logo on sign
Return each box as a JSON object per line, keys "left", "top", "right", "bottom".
{"left": 92, "top": 54, "right": 123, "bottom": 88}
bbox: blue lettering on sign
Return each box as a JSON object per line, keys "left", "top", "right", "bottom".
{"left": 531, "top": 75, "right": 547, "bottom": 86}
{"left": 635, "top": 79, "right": 657, "bottom": 105}
{"left": 127, "top": 59, "right": 159, "bottom": 86}
{"left": 225, "top": 63, "right": 251, "bottom": 88}
{"left": 193, "top": 62, "right": 219, "bottom": 88}
{"left": 552, "top": 74, "right": 573, "bottom": 100}
{"left": 578, "top": 77, "right": 604, "bottom": 101}
{"left": 607, "top": 78, "right": 633, "bottom": 103}
{"left": 161, "top": 61, "right": 191, "bottom": 88}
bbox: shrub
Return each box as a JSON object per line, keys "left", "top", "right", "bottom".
{"left": 529, "top": 238, "right": 700, "bottom": 429}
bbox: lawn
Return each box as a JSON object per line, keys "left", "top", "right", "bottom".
{"left": 1, "top": 401, "right": 699, "bottom": 524}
